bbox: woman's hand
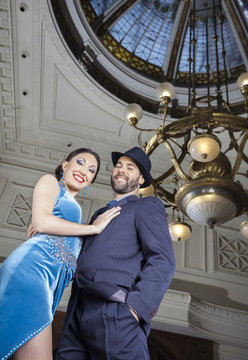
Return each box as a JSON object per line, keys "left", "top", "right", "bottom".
{"left": 92, "top": 206, "right": 121, "bottom": 234}
{"left": 27, "top": 224, "right": 37, "bottom": 238}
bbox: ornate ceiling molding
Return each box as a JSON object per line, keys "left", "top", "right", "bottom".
{"left": 0, "top": 0, "right": 127, "bottom": 176}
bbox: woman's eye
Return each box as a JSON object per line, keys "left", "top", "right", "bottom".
{"left": 89, "top": 168, "right": 96, "bottom": 174}
{"left": 76, "top": 159, "right": 84, "bottom": 166}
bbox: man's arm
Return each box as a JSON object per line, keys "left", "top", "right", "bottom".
{"left": 126, "top": 197, "right": 175, "bottom": 325}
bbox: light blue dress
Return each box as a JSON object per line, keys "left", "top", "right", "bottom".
{"left": 0, "top": 181, "right": 83, "bottom": 359}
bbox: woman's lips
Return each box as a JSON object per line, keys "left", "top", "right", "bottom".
{"left": 73, "top": 174, "right": 84, "bottom": 183}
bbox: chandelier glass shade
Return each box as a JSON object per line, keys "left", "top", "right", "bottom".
{"left": 169, "top": 220, "right": 192, "bottom": 242}
{"left": 156, "top": 82, "right": 176, "bottom": 101}
{"left": 187, "top": 134, "right": 221, "bottom": 162}
{"left": 237, "top": 72, "right": 248, "bottom": 88}
{"left": 240, "top": 221, "right": 248, "bottom": 238}
{"left": 126, "top": 0, "right": 248, "bottom": 239}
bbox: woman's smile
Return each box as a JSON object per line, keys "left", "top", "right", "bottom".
{"left": 73, "top": 174, "right": 85, "bottom": 183}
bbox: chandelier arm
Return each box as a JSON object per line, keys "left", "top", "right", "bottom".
{"left": 162, "top": 113, "right": 248, "bottom": 135}
{"left": 230, "top": 130, "right": 244, "bottom": 143}
{"left": 143, "top": 133, "right": 163, "bottom": 155}
{"left": 153, "top": 150, "right": 188, "bottom": 183}
{"left": 240, "top": 85, "right": 248, "bottom": 115}
{"left": 240, "top": 150, "right": 248, "bottom": 165}
{"left": 163, "top": 140, "right": 188, "bottom": 180}
{"left": 154, "top": 184, "right": 176, "bottom": 206}
{"left": 129, "top": 123, "right": 158, "bottom": 132}
{"left": 244, "top": 94, "right": 248, "bottom": 116}
{"left": 211, "top": 113, "right": 248, "bottom": 131}
{"left": 229, "top": 130, "right": 248, "bottom": 164}
{"left": 163, "top": 115, "right": 196, "bottom": 135}
{"left": 228, "top": 130, "right": 241, "bottom": 152}
{"left": 230, "top": 133, "right": 248, "bottom": 178}
{"left": 168, "top": 137, "right": 185, "bottom": 150}
{"left": 161, "top": 97, "right": 170, "bottom": 128}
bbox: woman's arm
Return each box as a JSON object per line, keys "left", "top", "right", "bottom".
{"left": 31, "top": 174, "right": 120, "bottom": 236}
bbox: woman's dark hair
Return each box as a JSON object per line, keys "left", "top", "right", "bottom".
{"left": 55, "top": 148, "right": 101, "bottom": 183}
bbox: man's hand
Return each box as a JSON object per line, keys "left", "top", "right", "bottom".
{"left": 27, "top": 224, "right": 37, "bottom": 238}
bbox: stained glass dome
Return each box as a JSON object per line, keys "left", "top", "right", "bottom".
{"left": 82, "top": 0, "right": 246, "bottom": 84}
{"left": 50, "top": 0, "right": 248, "bottom": 112}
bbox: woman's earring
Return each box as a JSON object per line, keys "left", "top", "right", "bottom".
{"left": 61, "top": 171, "right": 64, "bottom": 180}
{"left": 82, "top": 187, "right": 87, "bottom": 195}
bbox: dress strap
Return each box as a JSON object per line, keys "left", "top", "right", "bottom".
{"left": 57, "top": 180, "right": 67, "bottom": 198}
{"left": 58, "top": 180, "right": 65, "bottom": 188}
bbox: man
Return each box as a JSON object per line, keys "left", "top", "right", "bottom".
{"left": 56, "top": 147, "right": 175, "bottom": 360}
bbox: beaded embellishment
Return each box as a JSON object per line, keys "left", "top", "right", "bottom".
{"left": 45, "top": 235, "right": 77, "bottom": 269}
{"left": 2, "top": 321, "right": 50, "bottom": 360}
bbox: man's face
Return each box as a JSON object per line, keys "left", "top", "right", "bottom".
{"left": 111, "top": 156, "right": 145, "bottom": 194}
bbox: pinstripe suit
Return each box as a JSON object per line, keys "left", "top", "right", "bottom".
{"left": 56, "top": 195, "right": 175, "bottom": 359}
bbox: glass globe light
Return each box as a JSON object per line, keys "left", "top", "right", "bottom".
{"left": 239, "top": 221, "right": 248, "bottom": 238}
{"left": 188, "top": 134, "right": 221, "bottom": 162}
{"left": 156, "top": 82, "right": 175, "bottom": 100}
{"left": 169, "top": 221, "right": 191, "bottom": 242}
{"left": 125, "top": 103, "right": 143, "bottom": 121}
{"left": 237, "top": 72, "right": 248, "bottom": 88}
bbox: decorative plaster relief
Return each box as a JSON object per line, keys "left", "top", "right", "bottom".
{"left": 154, "top": 289, "right": 248, "bottom": 350}
{"left": 190, "top": 298, "right": 248, "bottom": 322}
{"left": 48, "top": 67, "right": 124, "bottom": 135}
{"left": 0, "top": 0, "right": 125, "bottom": 168}
{"left": 0, "top": 0, "right": 16, "bottom": 151}
{"left": 6, "top": 193, "right": 32, "bottom": 228}
{"left": 42, "top": 0, "right": 123, "bottom": 111}
{"left": 0, "top": 182, "right": 33, "bottom": 230}
{"left": 217, "top": 235, "right": 248, "bottom": 274}
{"left": 164, "top": 289, "right": 191, "bottom": 304}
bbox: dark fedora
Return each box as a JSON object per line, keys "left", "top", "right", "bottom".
{"left": 111, "top": 147, "right": 151, "bottom": 188}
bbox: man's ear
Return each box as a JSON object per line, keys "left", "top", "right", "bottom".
{"left": 139, "top": 174, "right": 145, "bottom": 187}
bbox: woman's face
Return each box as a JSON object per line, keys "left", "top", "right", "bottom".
{"left": 62, "top": 152, "right": 98, "bottom": 196}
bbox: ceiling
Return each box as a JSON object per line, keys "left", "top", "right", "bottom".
{"left": 50, "top": 0, "right": 248, "bottom": 114}
{"left": 1, "top": 0, "right": 247, "bottom": 205}
{"left": 1, "top": 0, "right": 247, "bottom": 182}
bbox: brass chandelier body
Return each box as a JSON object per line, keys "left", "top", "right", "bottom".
{"left": 126, "top": 0, "right": 248, "bottom": 237}
{"left": 130, "top": 93, "right": 248, "bottom": 229}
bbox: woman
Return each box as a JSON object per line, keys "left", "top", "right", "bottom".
{"left": 0, "top": 148, "right": 120, "bottom": 360}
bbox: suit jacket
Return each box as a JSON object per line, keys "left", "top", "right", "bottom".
{"left": 62, "top": 195, "right": 175, "bottom": 337}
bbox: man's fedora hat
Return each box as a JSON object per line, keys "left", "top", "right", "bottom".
{"left": 111, "top": 147, "right": 151, "bottom": 188}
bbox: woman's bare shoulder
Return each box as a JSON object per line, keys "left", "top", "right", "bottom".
{"left": 35, "top": 174, "right": 59, "bottom": 188}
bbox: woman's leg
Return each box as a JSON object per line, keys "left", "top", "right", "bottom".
{"left": 10, "top": 324, "right": 53, "bottom": 360}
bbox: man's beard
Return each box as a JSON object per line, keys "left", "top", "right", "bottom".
{"left": 111, "top": 175, "right": 140, "bottom": 194}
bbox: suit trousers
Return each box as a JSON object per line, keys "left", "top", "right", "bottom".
{"left": 56, "top": 292, "right": 150, "bottom": 360}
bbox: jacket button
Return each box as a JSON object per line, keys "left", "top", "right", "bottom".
{"left": 76, "top": 273, "right": 82, "bottom": 279}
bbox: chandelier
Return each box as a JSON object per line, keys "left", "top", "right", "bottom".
{"left": 125, "top": 0, "right": 248, "bottom": 241}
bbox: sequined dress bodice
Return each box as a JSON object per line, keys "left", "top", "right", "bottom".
{"left": 34, "top": 181, "right": 83, "bottom": 269}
